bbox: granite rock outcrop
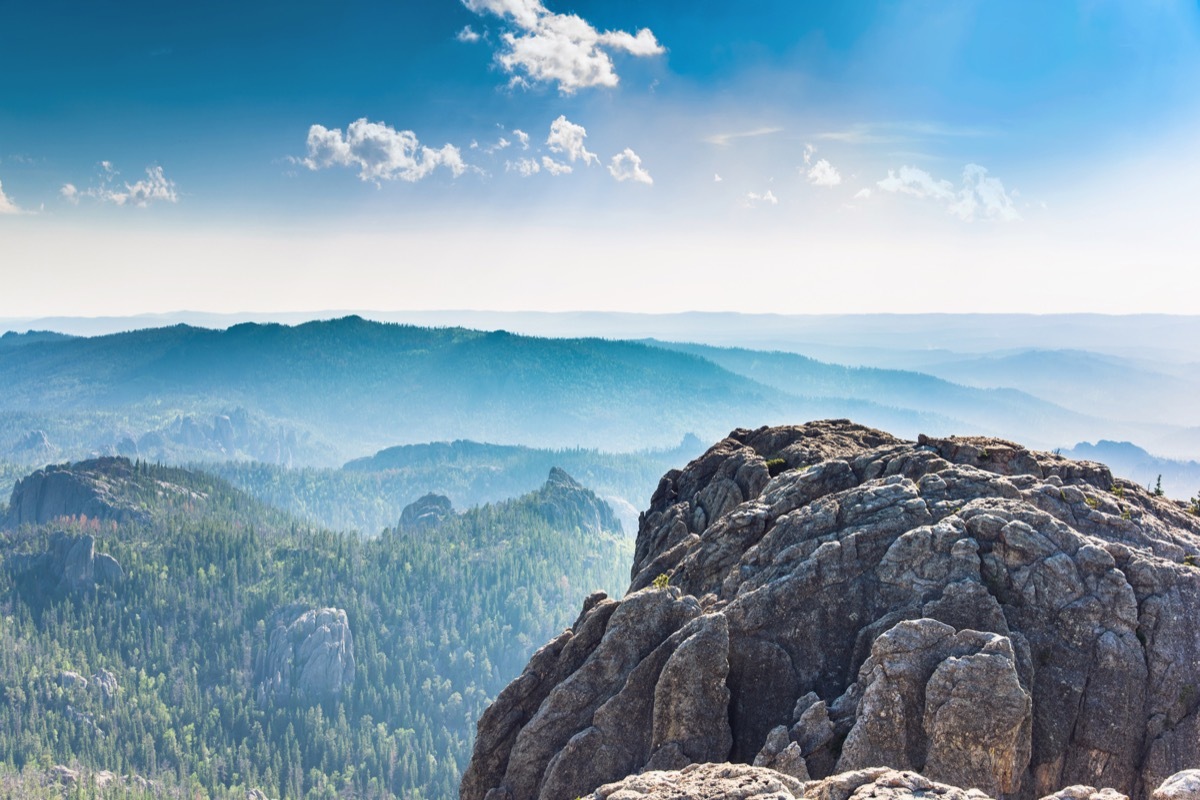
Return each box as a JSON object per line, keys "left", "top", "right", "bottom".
{"left": 463, "top": 420, "right": 1200, "bottom": 800}
{"left": 256, "top": 607, "right": 356, "bottom": 706}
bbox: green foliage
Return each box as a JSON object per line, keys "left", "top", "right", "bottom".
{"left": 1111, "top": 484, "right": 1125, "bottom": 499}
{"left": 0, "top": 462, "right": 631, "bottom": 799}
{"left": 1121, "top": 506, "right": 1132, "bottom": 521}
{"left": 651, "top": 573, "right": 670, "bottom": 590}
{"left": 1084, "top": 495, "right": 1100, "bottom": 509}
{"left": 1153, "top": 475, "right": 1164, "bottom": 497}
{"left": 764, "top": 458, "right": 787, "bottom": 478}
{"left": 1184, "top": 554, "right": 1199, "bottom": 568}
{"left": 201, "top": 437, "right": 703, "bottom": 536}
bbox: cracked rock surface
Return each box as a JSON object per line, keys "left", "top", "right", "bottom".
{"left": 462, "top": 421, "right": 1200, "bottom": 800}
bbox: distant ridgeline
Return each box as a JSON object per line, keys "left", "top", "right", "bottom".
{"left": 0, "top": 315, "right": 1128, "bottom": 471}
{"left": 0, "top": 457, "right": 630, "bottom": 799}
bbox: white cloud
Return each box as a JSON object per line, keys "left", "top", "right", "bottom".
{"left": 117, "top": 166, "right": 178, "bottom": 206}
{"left": 875, "top": 163, "right": 1019, "bottom": 222}
{"left": 877, "top": 165, "right": 956, "bottom": 201}
{"left": 608, "top": 148, "right": 652, "bottom": 184}
{"left": 854, "top": 188, "right": 872, "bottom": 200}
{"left": 807, "top": 158, "right": 841, "bottom": 187}
{"left": 485, "top": 136, "right": 512, "bottom": 154}
{"left": 462, "top": 0, "right": 663, "bottom": 93}
{"left": 541, "top": 156, "right": 572, "bottom": 176}
{"left": 714, "top": 174, "right": 722, "bottom": 182}
{"left": 0, "top": 179, "right": 21, "bottom": 214}
{"left": 951, "top": 164, "right": 1019, "bottom": 222}
{"left": 703, "top": 127, "right": 783, "bottom": 147}
{"left": 513, "top": 129, "right": 530, "bottom": 149}
{"left": 61, "top": 163, "right": 179, "bottom": 207}
{"left": 507, "top": 158, "right": 541, "bottom": 177}
{"left": 743, "top": 190, "right": 778, "bottom": 207}
{"left": 803, "top": 143, "right": 815, "bottom": 166}
{"left": 303, "top": 118, "right": 466, "bottom": 183}
{"left": 546, "top": 115, "right": 598, "bottom": 165}
{"left": 457, "top": 25, "right": 482, "bottom": 43}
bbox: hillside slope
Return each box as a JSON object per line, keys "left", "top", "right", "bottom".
{"left": 0, "top": 459, "right": 630, "bottom": 799}
{"left": 0, "top": 318, "right": 969, "bottom": 465}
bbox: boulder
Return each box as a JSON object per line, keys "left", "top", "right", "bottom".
{"left": 1152, "top": 772, "right": 1200, "bottom": 800}
{"left": 463, "top": 421, "right": 1200, "bottom": 800}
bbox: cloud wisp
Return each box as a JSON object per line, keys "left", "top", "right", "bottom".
{"left": 462, "top": 0, "right": 664, "bottom": 93}
{"left": 876, "top": 164, "right": 1018, "bottom": 221}
{"left": 303, "top": 119, "right": 466, "bottom": 183}
{"left": 61, "top": 162, "right": 179, "bottom": 207}
{"left": 703, "top": 126, "right": 783, "bottom": 147}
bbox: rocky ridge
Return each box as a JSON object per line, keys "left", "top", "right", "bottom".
{"left": 2, "top": 457, "right": 186, "bottom": 529}
{"left": 462, "top": 420, "right": 1200, "bottom": 800}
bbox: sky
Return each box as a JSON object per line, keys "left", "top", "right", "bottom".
{"left": 1, "top": 0, "right": 1199, "bottom": 317}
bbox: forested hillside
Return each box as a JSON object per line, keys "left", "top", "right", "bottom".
{"left": 0, "top": 317, "right": 985, "bottom": 467}
{"left": 0, "top": 459, "right": 630, "bottom": 799}
{"left": 203, "top": 436, "right": 705, "bottom": 535}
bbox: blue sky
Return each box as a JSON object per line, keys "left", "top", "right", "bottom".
{"left": 2, "top": 1, "right": 1199, "bottom": 315}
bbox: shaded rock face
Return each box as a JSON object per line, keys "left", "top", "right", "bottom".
{"left": 463, "top": 420, "right": 1200, "bottom": 800}
{"left": 9, "top": 531, "right": 124, "bottom": 593}
{"left": 3, "top": 457, "right": 150, "bottom": 529}
{"left": 537, "top": 467, "right": 623, "bottom": 535}
{"left": 399, "top": 493, "right": 454, "bottom": 532}
{"left": 256, "top": 607, "right": 356, "bottom": 706}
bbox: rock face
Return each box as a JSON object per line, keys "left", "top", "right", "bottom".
{"left": 536, "top": 467, "right": 622, "bottom": 534}
{"left": 9, "top": 531, "right": 124, "bottom": 593}
{"left": 462, "top": 420, "right": 1200, "bottom": 800}
{"left": 3, "top": 458, "right": 151, "bottom": 529}
{"left": 399, "top": 493, "right": 455, "bottom": 531}
{"left": 256, "top": 607, "right": 356, "bottom": 706}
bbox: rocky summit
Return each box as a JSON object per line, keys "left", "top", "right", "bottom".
{"left": 462, "top": 420, "right": 1200, "bottom": 800}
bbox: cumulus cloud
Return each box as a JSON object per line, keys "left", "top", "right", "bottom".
{"left": 608, "top": 148, "right": 652, "bottom": 184}
{"left": 303, "top": 118, "right": 466, "bottom": 183}
{"left": 875, "top": 163, "right": 1018, "bottom": 221}
{"left": 507, "top": 157, "right": 541, "bottom": 177}
{"left": 0, "top": 179, "right": 21, "bottom": 214}
{"left": 457, "top": 25, "right": 482, "bottom": 43}
{"left": 61, "top": 163, "right": 179, "bottom": 207}
{"left": 513, "top": 129, "right": 530, "bottom": 149}
{"left": 546, "top": 115, "right": 598, "bottom": 165}
{"left": 462, "top": 0, "right": 664, "bottom": 93}
{"left": 541, "top": 156, "right": 572, "bottom": 176}
{"left": 806, "top": 158, "right": 841, "bottom": 187}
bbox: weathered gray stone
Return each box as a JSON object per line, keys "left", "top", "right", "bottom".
{"left": 464, "top": 422, "right": 1200, "bottom": 800}
{"left": 1151, "top": 771, "right": 1200, "bottom": 800}
{"left": 256, "top": 607, "right": 355, "bottom": 705}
